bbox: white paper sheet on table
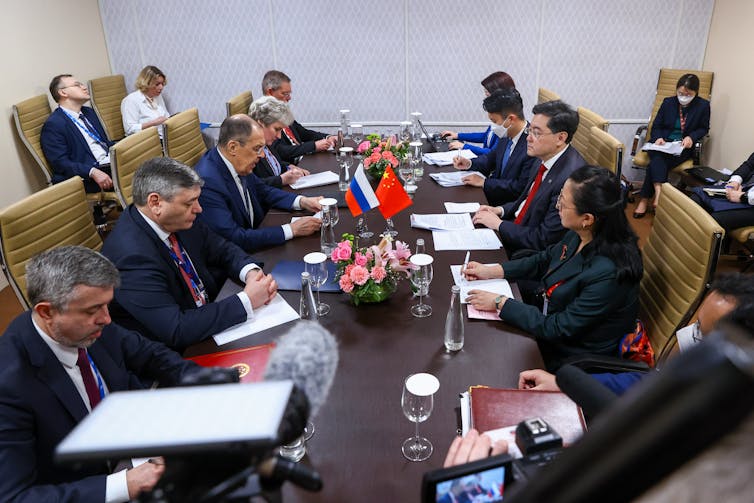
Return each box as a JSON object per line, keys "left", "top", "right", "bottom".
{"left": 410, "top": 213, "right": 474, "bottom": 231}
{"left": 291, "top": 211, "right": 322, "bottom": 223}
{"left": 422, "top": 149, "right": 476, "bottom": 166}
{"left": 289, "top": 171, "right": 339, "bottom": 189}
{"left": 444, "top": 202, "right": 481, "bottom": 213}
{"left": 429, "top": 170, "right": 485, "bottom": 187}
{"left": 212, "top": 295, "right": 300, "bottom": 345}
{"left": 432, "top": 229, "right": 502, "bottom": 250}
{"left": 450, "top": 264, "right": 513, "bottom": 303}
{"left": 641, "top": 141, "right": 684, "bottom": 155}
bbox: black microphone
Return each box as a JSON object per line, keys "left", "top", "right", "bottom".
{"left": 257, "top": 455, "right": 323, "bottom": 492}
{"left": 555, "top": 364, "right": 619, "bottom": 419}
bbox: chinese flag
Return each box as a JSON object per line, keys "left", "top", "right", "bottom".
{"left": 375, "top": 166, "right": 413, "bottom": 219}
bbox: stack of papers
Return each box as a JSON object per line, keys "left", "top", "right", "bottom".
{"left": 212, "top": 295, "right": 300, "bottom": 345}
{"left": 444, "top": 202, "right": 481, "bottom": 213}
{"left": 432, "top": 229, "right": 502, "bottom": 251}
{"left": 290, "top": 171, "right": 339, "bottom": 189}
{"left": 641, "top": 141, "right": 684, "bottom": 155}
{"left": 423, "top": 150, "right": 477, "bottom": 166}
{"left": 450, "top": 264, "right": 513, "bottom": 304}
{"left": 429, "top": 170, "right": 485, "bottom": 187}
{"left": 410, "top": 213, "right": 474, "bottom": 231}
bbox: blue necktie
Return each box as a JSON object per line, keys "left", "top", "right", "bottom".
{"left": 498, "top": 141, "right": 513, "bottom": 177}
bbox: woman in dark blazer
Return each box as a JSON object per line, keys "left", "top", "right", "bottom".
{"left": 634, "top": 73, "right": 710, "bottom": 218}
{"left": 465, "top": 166, "right": 643, "bottom": 371}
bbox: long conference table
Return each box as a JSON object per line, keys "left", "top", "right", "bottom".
{"left": 185, "top": 150, "right": 544, "bottom": 502}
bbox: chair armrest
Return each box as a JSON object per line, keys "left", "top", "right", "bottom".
{"left": 560, "top": 354, "right": 651, "bottom": 374}
{"left": 631, "top": 125, "right": 648, "bottom": 156}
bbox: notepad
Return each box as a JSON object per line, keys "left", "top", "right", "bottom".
{"left": 423, "top": 149, "right": 477, "bottom": 166}
{"left": 429, "top": 170, "right": 485, "bottom": 187}
{"left": 450, "top": 264, "right": 513, "bottom": 303}
{"left": 212, "top": 295, "right": 300, "bottom": 345}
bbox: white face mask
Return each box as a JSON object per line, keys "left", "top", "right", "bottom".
{"left": 491, "top": 118, "right": 511, "bottom": 138}
{"left": 677, "top": 93, "right": 694, "bottom": 106}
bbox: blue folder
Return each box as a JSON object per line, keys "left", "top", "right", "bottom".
{"left": 270, "top": 260, "right": 341, "bottom": 292}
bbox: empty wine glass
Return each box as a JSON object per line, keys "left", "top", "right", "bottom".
{"left": 401, "top": 373, "right": 440, "bottom": 462}
{"left": 320, "top": 198, "right": 339, "bottom": 226}
{"left": 409, "top": 141, "right": 424, "bottom": 181}
{"left": 352, "top": 124, "right": 363, "bottom": 150}
{"left": 304, "top": 252, "right": 330, "bottom": 316}
{"left": 384, "top": 218, "right": 398, "bottom": 238}
{"left": 410, "top": 254, "right": 434, "bottom": 318}
{"left": 356, "top": 216, "right": 374, "bottom": 243}
{"left": 399, "top": 159, "right": 416, "bottom": 194}
{"left": 400, "top": 121, "right": 412, "bottom": 142}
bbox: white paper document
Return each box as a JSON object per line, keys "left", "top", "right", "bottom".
{"left": 450, "top": 264, "right": 513, "bottom": 303}
{"left": 410, "top": 213, "right": 474, "bottom": 231}
{"left": 432, "top": 229, "right": 502, "bottom": 250}
{"left": 702, "top": 187, "right": 727, "bottom": 197}
{"left": 641, "top": 141, "right": 684, "bottom": 155}
{"left": 289, "top": 170, "right": 339, "bottom": 189}
{"left": 423, "top": 149, "right": 477, "bottom": 166}
{"left": 676, "top": 323, "right": 702, "bottom": 352}
{"left": 444, "top": 202, "right": 481, "bottom": 213}
{"left": 212, "top": 295, "right": 300, "bottom": 345}
{"left": 429, "top": 170, "right": 485, "bottom": 187}
{"left": 291, "top": 210, "right": 323, "bottom": 223}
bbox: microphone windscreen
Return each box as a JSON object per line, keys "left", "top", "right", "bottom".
{"left": 556, "top": 364, "right": 618, "bottom": 419}
{"left": 264, "top": 321, "right": 338, "bottom": 417}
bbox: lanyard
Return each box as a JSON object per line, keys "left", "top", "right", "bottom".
{"left": 61, "top": 109, "right": 108, "bottom": 148}
{"left": 86, "top": 352, "right": 106, "bottom": 400}
{"left": 263, "top": 146, "right": 282, "bottom": 175}
{"left": 166, "top": 241, "right": 208, "bottom": 305}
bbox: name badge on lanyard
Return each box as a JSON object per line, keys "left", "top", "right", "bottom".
{"left": 542, "top": 280, "right": 565, "bottom": 316}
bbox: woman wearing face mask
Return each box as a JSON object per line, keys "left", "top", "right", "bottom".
{"left": 121, "top": 65, "right": 170, "bottom": 139}
{"left": 441, "top": 71, "right": 516, "bottom": 156}
{"left": 634, "top": 73, "right": 710, "bottom": 218}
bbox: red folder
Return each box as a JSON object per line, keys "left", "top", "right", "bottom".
{"left": 187, "top": 343, "right": 275, "bottom": 383}
{"left": 470, "top": 386, "right": 587, "bottom": 446}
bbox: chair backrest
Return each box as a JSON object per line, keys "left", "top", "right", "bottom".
{"left": 640, "top": 183, "right": 723, "bottom": 364}
{"left": 88, "top": 74, "right": 127, "bottom": 141}
{"left": 589, "top": 126, "right": 624, "bottom": 178}
{"left": 110, "top": 127, "right": 163, "bottom": 208}
{"left": 12, "top": 94, "right": 54, "bottom": 184}
{"left": 537, "top": 87, "right": 560, "bottom": 104}
{"left": 226, "top": 90, "right": 253, "bottom": 117}
{"left": 572, "top": 106, "right": 609, "bottom": 166}
{"left": 645, "top": 68, "right": 714, "bottom": 140}
{"left": 163, "top": 108, "right": 207, "bottom": 167}
{"left": 0, "top": 177, "right": 102, "bottom": 309}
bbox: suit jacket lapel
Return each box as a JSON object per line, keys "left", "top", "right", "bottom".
{"left": 58, "top": 108, "right": 93, "bottom": 155}
{"left": 212, "top": 149, "right": 252, "bottom": 226}
{"left": 544, "top": 235, "right": 586, "bottom": 284}
{"left": 127, "top": 206, "right": 187, "bottom": 290}
{"left": 88, "top": 341, "right": 130, "bottom": 393}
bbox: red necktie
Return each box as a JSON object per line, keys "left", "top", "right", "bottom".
{"left": 77, "top": 348, "right": 101, "bottom": 409}
{"left": 514, "top": 163, "right": 547, "bottom": 225}
{"left": 168, "top": 233, "right": 205, "bottom": 306}
{"left": 283, "top": 127, "right": 299, "bottom": 145}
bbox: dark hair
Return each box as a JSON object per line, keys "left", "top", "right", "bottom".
{"left": 262, "top": 70, "right": 291, "bottom": 94}
{"left": 218, "top": 114, "right": 255, "bottom": 147}
{"left": 531, "top": 100, "right": 579, "bottom": 143}
{"left": 722, "top": 300, "right": 754, "bottom": 334}
{"left": 49, "top": 74, "right": 73, "bottom": 103}
{"left": 569, "top": 166, "right": 643, "bottom": 283}
{"left": 482, "top": 89, "right": 524, "bottom": 118}
{"left": 710, "top": 273, "right": 754, "bottom": 301}
{"left": 481, "top": 71, "right": 515, "bottom": 94}
{"left": 676, "top": 73, "right": 700, "bottom": 92}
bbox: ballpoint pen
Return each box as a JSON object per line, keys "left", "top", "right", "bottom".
{"left": 462, "top": 251, "right": 470, "bottom": 283}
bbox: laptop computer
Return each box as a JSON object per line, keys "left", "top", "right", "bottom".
{"left": 685, "top": 166, "right": 730, "bottom": 185}
{"left": 417, "top": 118, "right": 448, "bottom": 153}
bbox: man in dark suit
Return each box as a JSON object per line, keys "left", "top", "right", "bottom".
{"left": 262, "top": 70, "right": 335, "bottom": 164}
{"left": 101, "top": 157, "right": 278, "bottom": 351}
{"left": 452, "top": 88, "right": 538, "bottom": 206}
{"left": 195, "top": 114, "right": 322, "bottom": 252}
{"left": 473, "top": 100, "right": 586, "bottom": 253}
{"left": 40, "top": 74, "right": 115, "bottom": 193}
{"left": 689, "top": 151, "right": 754, "bottom": 231}
{"left": 0, "top": 245, "right": 200, "bottom": 502}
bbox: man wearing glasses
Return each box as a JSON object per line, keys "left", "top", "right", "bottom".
{"left": 195, "top": 114, "right": 322, "bottom": 252}
{"left": 472, "top": 100, "right": 586, "bottom": 255}
{"left": 41, "top": 74, "right": 115, "bottom": 193}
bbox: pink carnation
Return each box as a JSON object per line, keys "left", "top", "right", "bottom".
{"left": 354, "top": 252, "right": 368, "bottom": 267}
{"left": 369, "top": 152, "right": 381, "bottom": 163}
{"left": 339, "top": 275, "right": 354, "bottom": 293}
{"left": 370, "top": 266, "right": 387, "bottom": 283}
{"left": 357, "top": 141, "right": 371, "bottom": 154}
{"left": 350, "top": 265, "right": 370, "bottom": 285}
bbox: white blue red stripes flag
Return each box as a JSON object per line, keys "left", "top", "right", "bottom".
{"left": 345, "top": 164, "right": 380, "bottom": 216}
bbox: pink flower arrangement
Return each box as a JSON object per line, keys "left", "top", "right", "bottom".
{"left": 331, "top": 233, "right": 416, "bottom": 305}
{"left": 358, "top": 134, "right": 408, "bottom": 179}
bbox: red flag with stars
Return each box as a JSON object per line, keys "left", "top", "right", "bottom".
{"left": 375, "top": 166, "right": 413, "bottom": 219}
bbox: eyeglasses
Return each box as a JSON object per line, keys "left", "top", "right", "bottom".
{"left": 58, "top": 81, "right": 87, "bottom": 90}
{"left": 556, "top": 189, "right": 576, "bottom": 211}
{"left": 524, "top": 127, "right": 560, "bottom": 140}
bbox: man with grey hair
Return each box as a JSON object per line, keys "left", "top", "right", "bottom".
{"left": 248, "top": 95, "right": 309, "bottom": 187}
{"left": 0, "top": 245, "right": 200, "bottom": 502}
{"left": 261, "top": 70, "right": 335, "bottom": 164}
{"left": 101, "top": 157, "right": 277, "bottom": 350}
{"left": 196, "top": 114, "right": 322, "bottom": 252}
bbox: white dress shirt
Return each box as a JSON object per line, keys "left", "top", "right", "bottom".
{"left": 59, "top": 105, "right": 110, "bottom": 171}
{"left": 500, "top": 145, "right": 570, "bottom": 218}
{"left": 120, "top": 90, "right": 169, "bottom": 138}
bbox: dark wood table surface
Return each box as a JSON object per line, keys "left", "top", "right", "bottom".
{"left": 186, "top": 151, "right": 543, "bottom": 502}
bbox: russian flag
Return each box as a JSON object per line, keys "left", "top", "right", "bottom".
{"left": 345, "top": 164, "right": 380, "bottom": 216}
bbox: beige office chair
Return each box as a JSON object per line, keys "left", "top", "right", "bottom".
{"left": 589, "top": 126, "right": 624, "bottom": 179}
{"left": 12, "top": 94, "right": 54, "bottom": 184}
{"left": 226, "top": 91, "right": 253, "bottom": 118}
{"left": 110, "top": 127, "right": 163, "bottom": 208}
{"left": 163, "top": 108, "right": 207, "bottom": 168}
{"left": 641, "top": 183, "right": 723, "bottom": 364}
{"left": 631, "top": 68, "right": 714, "bottom": 175}
{"left": 572, "top": 107, "right": 609, "bottom": 166}
{"left": 0, "top": 177, "right": 103, "bottom": 309}
{"left": 537, "top": 87, "right": 560, "bottom": 104}
{"left": 88, "top": 74, "right": 127, "bottom": 142}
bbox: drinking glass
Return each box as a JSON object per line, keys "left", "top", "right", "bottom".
{"left": 304, "top": 252, "right": 330, "bottom": 316}
{"left": 338, "top": 147, "right": 354, "bottom": 191}
{"left": 351, "top": 124, "right": 363, "bottom": 151}
{"left": 410, "top": 254, "right": 434, "bottom": 317}
{"left": 399, "top": 121, "right": 412, "bottom": 142}
{"left": 401, "top": 373, "right": 439, "bottom": 462}
{"left": 320, "top": 198, "right": 339, "bottom": 226}
{"left": 384, "top": 218, "right": 398, "bottom": 238}
{"left": 399, "top": 159, "right": 416, "bottom": 194}
{"left": 356, "top": 217, "right": 374, "bottom": 243}
{"left": 409, "top": 141, "right": 424, "bottom": 180}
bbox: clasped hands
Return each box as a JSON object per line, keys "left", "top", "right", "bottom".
{"left": 244, "top": 269, "right": 278, "bottom": 308}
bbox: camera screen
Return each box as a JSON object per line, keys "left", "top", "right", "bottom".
{"left": 434, "top": 465, "right": 506, "bottom": 502}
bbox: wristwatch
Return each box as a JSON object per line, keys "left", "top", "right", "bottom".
{"left": 494, "top": 295, "right": 504, "bottom": 312}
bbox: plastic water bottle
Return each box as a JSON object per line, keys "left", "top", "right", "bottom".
{"left": 299, "top": 272, "right": 318, "bottom": 320}
{"left": 444, "top": 285, "right": 464, "bottom": 351}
